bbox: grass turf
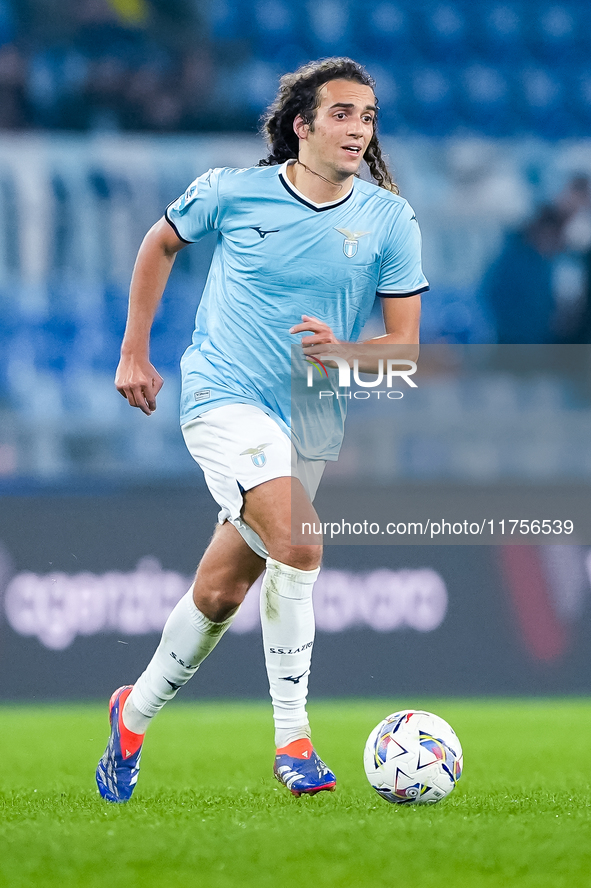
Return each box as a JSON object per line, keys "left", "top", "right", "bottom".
{"left": 1, "top": 699, "right": 591, "bottom": 888}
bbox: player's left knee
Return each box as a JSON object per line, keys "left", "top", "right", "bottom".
{"left": 273, "top": 542, "right": 322, "bottom": 572}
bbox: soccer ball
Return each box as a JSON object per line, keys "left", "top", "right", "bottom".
{"left": 363, "top": 709, "right": 463, "bottom": 804}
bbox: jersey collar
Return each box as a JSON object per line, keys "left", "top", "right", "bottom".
{"left": 278, "top": 160, "right": 354, "bottom": 212}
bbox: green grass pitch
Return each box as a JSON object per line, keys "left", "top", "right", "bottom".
{"left": 1, "top": 699, "right": 591, "bottom": 888}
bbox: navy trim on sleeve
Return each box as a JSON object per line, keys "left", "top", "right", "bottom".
{"left": 164, "top": 206, "right": 194, "bottom": 244}
{"left": 377, "top": 285, "right": 430, "bottom": 297}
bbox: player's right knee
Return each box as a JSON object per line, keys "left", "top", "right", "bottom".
{"left": 193, "top": 582, "right": 248, "bottom": 622}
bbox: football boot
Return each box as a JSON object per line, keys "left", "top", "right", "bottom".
{"left": 273, "top": 738, "right": 336, "bottom": 797}
{"left": 96, "top": 685, "right": 144, "bottom": 803}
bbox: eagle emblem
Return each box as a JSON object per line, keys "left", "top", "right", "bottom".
{"left": 335, "top": 227, "right": 371, "bottom": 258}
{"left": 240, "top": 443, "right": 272, "bottom": 467}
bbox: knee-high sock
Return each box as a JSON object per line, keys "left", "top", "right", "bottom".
{"left": 123, "top": 589, "right": 235, "bottom": 733}
{"left": 260, "top": 557, "right": 319, "bottom": 748}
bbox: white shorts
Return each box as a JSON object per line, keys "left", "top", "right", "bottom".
{"left": 181, "top": 404, "right": 325, "bottom": 559}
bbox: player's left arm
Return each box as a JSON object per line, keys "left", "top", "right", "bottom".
{"left": 370, "top": 293, "right": 421, "bottom": 359}
{"left": 291, "top": 296, "right": 420, "bottom": 371}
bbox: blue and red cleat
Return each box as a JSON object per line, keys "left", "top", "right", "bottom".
{"left": 95, "top": 686, "right": 145, "bottom": 803}
{"left": 273, "top": 739, "right": 337, "bottom": 797}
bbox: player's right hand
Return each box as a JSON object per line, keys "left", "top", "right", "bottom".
{"left": 115, "top": 355, "right": 164, "bottom": 415}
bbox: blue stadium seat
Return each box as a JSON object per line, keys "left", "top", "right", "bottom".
{"left": 223, "top": 58, "right": 283, "bottom": 111}
{"left": 564, "top": 68, "right": 591, "bottom": 136}
{"left": 516, "top": 66, "right": 575, "bottom": 136}
{"left": 530, "top": 4, "right": 582, "bottom": 64}
{"left": 0, "top": 293, "right": 17, "bottom": 403}
{"left": 27, "top": 50, "right": 65, "bottom": 127}
{"left": 252, "top": 0, "right": 303, "bottom": 62}
{"left": 263, "top": 44, "right": 310, "bottom": 73}
{"left": 0, "top": 0, "right": 15, "bottom": 47}
{"left": 205, "top": 0, "right": 255, "bottom": 41}
{"left": 459, "top": 64, "right": 515, "bottom": 135}
{"left": 353, "top": 2, "right": 415, "bottom": 61}
{"left": 417, "top": 2, "right": 470, "bottom": 63}
{"left": 420, "top": 287, "right": 495, "bottom": 345}
{"left": 473, "top": 3, "right": 528, "bottom": 62}
{"left": 306, "top": 0, "right": 354, "bottom": 55}
{"left": 34, "top": 314, "right": 78, "bottom": 376}
{"left": 250, "top": 9, "right": 309, "bottom": 75}
{"left": 403, "top": 65, "right": 461, "bottom": 135}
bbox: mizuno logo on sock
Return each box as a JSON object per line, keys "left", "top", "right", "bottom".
{"left": 280, "top": 672, "right": 308, "bottom": 684}
{"left": 165, "top": 678, "right": 181, "bottom": 691}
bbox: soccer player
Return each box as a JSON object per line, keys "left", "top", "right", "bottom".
{"left": 96, "top": 57, "right": 428, "bottom": 802}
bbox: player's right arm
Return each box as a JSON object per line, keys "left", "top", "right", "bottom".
{"left": 116, "top": 217, "right": 187, "bottom": 415}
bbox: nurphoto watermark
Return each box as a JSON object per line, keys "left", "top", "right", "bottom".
{"left": 291, "top": 344, "right": 591, "bottom": 546}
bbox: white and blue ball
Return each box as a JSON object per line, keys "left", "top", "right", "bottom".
{"left": 363, "top": 709, "right": 463, "bottom": 805}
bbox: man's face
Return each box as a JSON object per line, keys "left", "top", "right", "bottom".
{"left": 295, "top": 79, "right": 377, "bottom": 182}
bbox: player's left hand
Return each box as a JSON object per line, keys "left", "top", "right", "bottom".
{"left": 289, "top": 315, "right": 341, "bottom": 356}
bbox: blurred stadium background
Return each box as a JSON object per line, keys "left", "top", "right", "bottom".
{"left": 1, "top": 0, "right": 591, "bottom": 700}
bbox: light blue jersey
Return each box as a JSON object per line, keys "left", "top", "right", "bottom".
{"left": 166, "top": 161, "right": 428, "bottom": 458}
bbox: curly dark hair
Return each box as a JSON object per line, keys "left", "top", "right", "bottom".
{"left": 259, "top": 57, "right": 398, "bottom": 194}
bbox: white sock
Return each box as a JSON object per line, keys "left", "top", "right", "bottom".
{"left": 122, "top": 589, "right": 236, "bottom": 734}
{"left": 259, "top": 557, "right": 320, "bottom": 748}
{"left": 275, "top": 723, "right": 311, "bottom": 749}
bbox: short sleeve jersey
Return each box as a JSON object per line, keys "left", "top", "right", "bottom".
{"left": 166, "top": 161, "right": 429, "bottom": 458}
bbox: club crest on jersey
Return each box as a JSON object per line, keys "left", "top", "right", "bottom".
{"left": 240, "top": 442, "right": 272, "bottom": 467}
{"left": 335, "top": 227, "right": 371, "bottom": 258}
